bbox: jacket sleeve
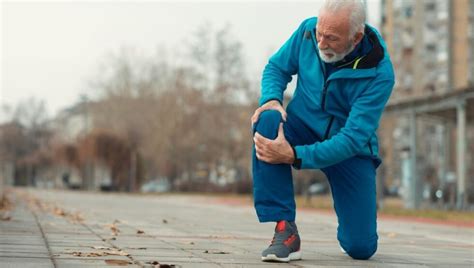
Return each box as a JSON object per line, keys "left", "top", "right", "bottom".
{"left": 259, "top": 19, "right": 310, "bottom": 106}
{"left": 294, "top": 76, "right": 395, "bottom": 169}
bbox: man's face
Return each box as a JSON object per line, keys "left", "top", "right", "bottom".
{"left": 316, "top": 9, "right": 356, "bottom": 63}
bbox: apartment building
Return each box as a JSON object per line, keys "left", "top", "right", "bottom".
{"left": 379, "top": 0, "right": 474, "bottom": 208}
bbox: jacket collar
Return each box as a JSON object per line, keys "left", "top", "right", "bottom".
{"left": 331, "top": 27, "right": 384, "bottom": 70}
{"left": 306, "top": 22, "right": 385, "bottom": 80}
{"left": 326, "top": 27, "right": 384, "bottom": 80}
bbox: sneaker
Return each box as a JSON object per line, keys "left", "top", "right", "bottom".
{"left": 261, "top": 220, "right": 302, "bottom": 262}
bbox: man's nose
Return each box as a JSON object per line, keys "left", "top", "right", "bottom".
{"left": 318, "top": 38, "right": 328, "bottom": 50}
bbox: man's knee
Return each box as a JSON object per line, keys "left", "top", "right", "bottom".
{"left": 342, "top": 239, "right": 377, "bottom": 260}
{"left": 254, "top": 110, "right": 282, "bottom": 139}
{"left": 257, "top": 110, "right": 281, "bottom": 125}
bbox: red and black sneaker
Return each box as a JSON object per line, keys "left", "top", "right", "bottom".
{"left": 261, "top": 220, "right": 302, "bottom": 262}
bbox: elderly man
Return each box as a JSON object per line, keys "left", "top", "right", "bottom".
{"left": 251, "top": 0, "right": 394, "bottom": 262}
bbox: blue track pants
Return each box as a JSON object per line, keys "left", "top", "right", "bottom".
{"left": 252, "top": 110, "right": 378, "bottom": 260}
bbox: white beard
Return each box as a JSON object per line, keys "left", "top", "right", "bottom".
{"left": 318, "top": 41, "right": 356, "bottom": 63}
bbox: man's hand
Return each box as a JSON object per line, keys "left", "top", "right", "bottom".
{"left": 251, "top": 100, "right": 287, "bottom": 126}
{"left": 254, "top": 123, "right": 294, "bottom": 164}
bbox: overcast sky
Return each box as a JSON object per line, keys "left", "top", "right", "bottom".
{"left": 1, "top": 0, "right": 381, "bottom": 122}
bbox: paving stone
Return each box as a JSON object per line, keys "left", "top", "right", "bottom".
{"left": 0, "top": 256, "right": 53, "bottom": 267}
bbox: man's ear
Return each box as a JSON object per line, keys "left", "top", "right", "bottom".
{"left": 353, "top": 31, "right": 364, "bottom": 45}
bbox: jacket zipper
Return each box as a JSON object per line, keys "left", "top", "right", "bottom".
{"left": 309, "top": 30, "right": 330, "bottom": 111}
{"left": 309, "top": 29, "right": 334, "bottom": 140}
{"left": 368, "top": 141, "right": 374, "bottom": 155}
{"left": 321, "top": 83, "right": 328, "bottom": 111}
{"left": 323, "top": 116, "right": 335, "bottom": 140}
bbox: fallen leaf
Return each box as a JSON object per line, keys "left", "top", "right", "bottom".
{"left": 145, "top": 261, "right": 176, "bottom": 267}
{"left": 69, "top": 212, "right": 84, "bottom": 223}
{"left": 92, "top": 246, "right": 112, "bottom": 250}
{"left": 137, "top": 230, "right": 145, "bottom": 234}
{"left": 107, "top": 250, "right": 130, "bottom": 256}
{"left": 1, "top": 215, "right": 11, "bottom": 221}
{"left": 106, "top": 223, "right": 120, "bottom": 236}
{"left": 203, "top": 250, "right": 230, "bottom": 254}
{"left": 387, "top": 232, "right": 397, "bottom": 238}
{"left": 71, "top": 251, "right": 106, "bottom": 257}
{"left": 65, "top": 248, "right": 129, "bottom": 257}
{"left": 162, "top": 219, "right": 168, "bottom": 224}
{"left": 189, "top": 242, "right": 195, "bottom": 245}
{"left": 0, "top": 195, "right": 13, "bottom": 211}
{"left": 112, "top": 226, "right": 120, "bottom": 234}
{"left": 53, "top": 207, "right": 66, "bottom": 217}
{"left": 104, "top": 259, "right": 131, "bottom": 266}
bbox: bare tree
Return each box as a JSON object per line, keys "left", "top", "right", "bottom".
{"left": 84, "top": 23, "right": 257, "bottom": 192}
{"left": 0, "top": 98, "right": 53, "bottom": 185}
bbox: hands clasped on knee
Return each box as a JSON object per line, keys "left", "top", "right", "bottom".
{"left": 251, "top": 100, "right": 294, "bottom": 165}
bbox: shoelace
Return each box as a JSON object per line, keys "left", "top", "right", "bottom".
{"left": 269, "top": 232, "right": 288, "bottom": 246}
{"left": 269, "top": 222, "right": 298, "bottom": 246}
{"left": 270, "top": 237, "right": 275, "bottom": 245}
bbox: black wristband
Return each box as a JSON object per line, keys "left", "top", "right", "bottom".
{"left": 291, "top": 146, "right": 302, "bottom": 169}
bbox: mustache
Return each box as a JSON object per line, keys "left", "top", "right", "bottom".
{"left": 319, "top": 48, "right": 336, "bottom": 53}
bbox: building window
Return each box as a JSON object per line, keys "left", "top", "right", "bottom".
{"left": 425, "top": 3, "right": 436, "bottom": 11}
{"left": 404, "top": 6, "right": 413, "bottom": 18}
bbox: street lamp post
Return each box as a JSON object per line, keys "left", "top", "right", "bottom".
{"left": 81, "top": 94, "right": 92, "bottom": 190}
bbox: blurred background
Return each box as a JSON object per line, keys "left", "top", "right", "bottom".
{"left": 1, "top": 0, "right": 473, "bottom": 213}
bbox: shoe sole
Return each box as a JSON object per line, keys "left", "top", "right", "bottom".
{"left": 261, "top": 251, "right": 302, "bottom": 262}
{"left": 340, "top": 246, "right": 347, "bottom": 255}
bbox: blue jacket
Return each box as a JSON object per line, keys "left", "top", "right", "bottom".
{"left": 260, "top": 17, "right": 395, "bottom": 169}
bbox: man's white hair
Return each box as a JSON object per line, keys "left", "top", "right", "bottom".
{"left": 320, "top": 0, "right": 366, "bottom": 37}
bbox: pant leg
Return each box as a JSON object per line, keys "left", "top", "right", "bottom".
{"left": 252, "top": 110, "right": 322, "bottom": 222}
{"left": 324, "top": 156, "right": 378, "bottom": 260}
{"left": 252, "top": 110, "right": 295, "bottom": 222}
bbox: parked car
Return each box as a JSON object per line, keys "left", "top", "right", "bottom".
{"left": 140, "top": 179, "right": 171, "bottom": 193}
{"left": 307, "top": 182, "right": 329, "bottom": 196}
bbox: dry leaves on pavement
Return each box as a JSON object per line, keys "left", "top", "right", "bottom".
{"left": 104, "top": 259, "right": 132, "bottom": 266}
{"left": 125, "top": 247, "right": 147, "bottom": 250}
{"left": 387, "top": 232, "right": 398, "bottom": 238}
{"left": 1, "top": 194, "right": 13, "bottom": 221}
{"left": 1, "top": 212, "right": 11, "bottom": 221}
{"left": 145, "top": 261, "right": 177, "bottom": 267}
{"left": 53, "top": 207, "right": 66, "bottom": 216}
{"left": 65, "top": 248, "right": 130, "bottom": 257}
{"left": 105, "top": 222, "right": 121, "bottom": 236}
{"left": 0, "top": 194, "right": 13, "bottom": 211}
{"left": 92, "top": 246, "right": 113, "bottom": 250}
{"left": 23, "top": 192, "right": 84, "bottom": 224}
{"left": 203, "top": 250, "right": 230, "bottom": 254}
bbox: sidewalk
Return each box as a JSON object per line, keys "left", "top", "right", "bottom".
{"left": 1, "top": 188, "right": 473, "bottom": 267}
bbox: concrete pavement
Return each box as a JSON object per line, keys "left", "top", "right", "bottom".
{"left": 1, "top": 188, "right": 473, "bottom": 267}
